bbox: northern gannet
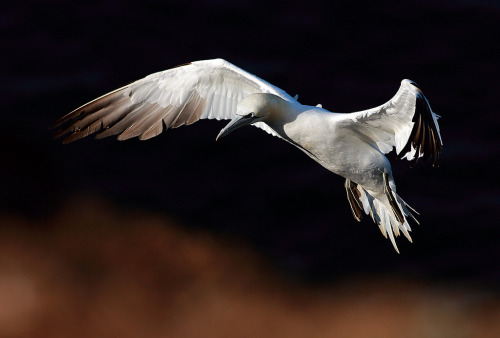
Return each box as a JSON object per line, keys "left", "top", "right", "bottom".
{"left": 52, "top": 58, "right": 443, "bottom": 252}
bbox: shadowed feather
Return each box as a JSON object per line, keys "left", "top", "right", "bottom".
{"left": 345, "top": 179, "right": 364, "bottom": 222}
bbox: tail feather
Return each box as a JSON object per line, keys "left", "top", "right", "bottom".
{"left": 350, "top": 181, "right": 418, "bottom": 253}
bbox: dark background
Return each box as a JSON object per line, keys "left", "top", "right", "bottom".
{"left": 1, "top": 1, "right": 499, "bottom": 336}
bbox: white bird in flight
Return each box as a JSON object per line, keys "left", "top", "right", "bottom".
{"left": 52, "top": 58, "right": 443, "bottom": 253}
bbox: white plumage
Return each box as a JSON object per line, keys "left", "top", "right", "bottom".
{"left": 53, "top": 58, "right": 443, "bottom": 253}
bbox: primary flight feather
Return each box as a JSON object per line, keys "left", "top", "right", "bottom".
{"left": 52, "top": 58, "right": 443, "bottom": 252}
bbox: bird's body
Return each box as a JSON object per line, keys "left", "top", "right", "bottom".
{"left": 53, "top": 58, "right": 442, "bottom": 252}
{"left": 245, "top": 97, "right": 387, "bottom": 190}
{"left": 269, "top": 103, "right": 387, "bottom": 187}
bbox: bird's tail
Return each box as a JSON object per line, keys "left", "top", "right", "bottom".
{"left": 345, "top": 174, "right": 419, "bottom": 253}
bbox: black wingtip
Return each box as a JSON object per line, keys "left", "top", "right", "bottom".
{"left": 407, "top": 80, "right": 420, "bottom": 89}
{"left": 399, "top": 85, "right": 443, "bottom": 168}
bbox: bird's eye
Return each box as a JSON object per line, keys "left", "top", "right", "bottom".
{"left": 245, "top": 112, "right": 256, "bottom": 118}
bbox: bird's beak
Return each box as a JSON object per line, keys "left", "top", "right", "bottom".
{"left": 216, "top": 114, "right": 258, "bottom": 141}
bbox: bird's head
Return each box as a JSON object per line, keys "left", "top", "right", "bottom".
{"left": 216, "top": 93, "right": 284, "bottom": 141}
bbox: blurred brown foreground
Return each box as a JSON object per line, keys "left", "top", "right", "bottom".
{"left": 1, "top": 195, "right": 499, "bottom": 338}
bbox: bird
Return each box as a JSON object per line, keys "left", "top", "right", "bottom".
{"left": 52, "top": 58, "right": 443, "bottom": 253}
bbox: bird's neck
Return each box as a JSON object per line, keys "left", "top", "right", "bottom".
{"left": 264, "top": 94, "right": 301, "bottom": 124}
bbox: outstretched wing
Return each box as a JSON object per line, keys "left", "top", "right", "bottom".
{"left": 52, "top": 58, "right": 295, "bottom": 143}
{"left": 341, "top": 79, "right": 443, "bottom": 166}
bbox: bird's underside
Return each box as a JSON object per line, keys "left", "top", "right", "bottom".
{"left": 52, "top": 58, "right": 443, "bottom": 253}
